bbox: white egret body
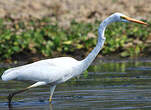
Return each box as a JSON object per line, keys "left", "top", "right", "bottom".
{"left": 1, "top": 13, "right": 147, "bottom": 104}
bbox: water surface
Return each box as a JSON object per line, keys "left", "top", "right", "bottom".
{"left": 1, "top": 58, "right": 151, "bottom": 110}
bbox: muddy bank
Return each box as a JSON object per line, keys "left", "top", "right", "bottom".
{"left": 0, "top": 0, "right": 150, "bottom": 27}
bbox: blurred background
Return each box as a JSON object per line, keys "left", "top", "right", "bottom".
{"left": 0, "top": 0, "right": 150, "bottom": 26}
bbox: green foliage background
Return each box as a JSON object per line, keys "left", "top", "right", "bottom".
{"left": 0, "top": 17, "right": 150, "bottom": 60}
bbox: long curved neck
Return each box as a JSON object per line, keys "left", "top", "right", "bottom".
{"left": 80, "top": 16, "right": 114, "bottom": 71}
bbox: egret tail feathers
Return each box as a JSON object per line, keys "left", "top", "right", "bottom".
{"left": 1, "top": 70, "right": 17, "bottom": 81}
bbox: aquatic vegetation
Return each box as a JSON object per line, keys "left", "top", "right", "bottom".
{"left": 0, "top": 17, "right": 150, "bottom": 61}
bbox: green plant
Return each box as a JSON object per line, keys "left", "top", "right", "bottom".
{"left": 0, "top": 17, "right": 150, "bottom": 61}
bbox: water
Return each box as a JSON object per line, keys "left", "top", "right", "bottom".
{"left": 1, "top": 58, "right": 151, "bottom": 110}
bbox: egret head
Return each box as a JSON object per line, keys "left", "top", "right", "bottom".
{"left": 112, "top": 13, "right": 147, "bottom": 25}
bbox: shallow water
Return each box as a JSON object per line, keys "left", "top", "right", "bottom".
{"left": 1, "top": 58, "right": 151, "bottom": 110}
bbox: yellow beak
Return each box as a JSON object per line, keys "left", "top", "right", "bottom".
{"left": 122, "top": 16, "right": 147, "bottom": 25}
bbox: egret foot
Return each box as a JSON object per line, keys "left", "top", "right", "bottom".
{"left": 8, "top": 93, "right": 14, "bottom": 104}
{"left": 49, "top": 96, "right": 52, "bottom": 103}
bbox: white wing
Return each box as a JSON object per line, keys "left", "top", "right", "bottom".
{"left": 1, "top": 57, "right": 82, "bottom": 84}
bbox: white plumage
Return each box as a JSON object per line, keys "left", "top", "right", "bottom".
{"left": 2, "top": 57, "right": 82, "bottom": 83}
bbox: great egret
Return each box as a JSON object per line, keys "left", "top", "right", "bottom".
{"left": 1, "top": 13, "right": 147, "bottom": 104}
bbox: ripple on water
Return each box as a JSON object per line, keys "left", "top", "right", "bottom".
{"left": 1, "top": 58, "right": 151, "bottom": 109}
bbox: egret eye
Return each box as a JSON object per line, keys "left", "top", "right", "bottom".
{"left": 120, "top": 16, "right": 126, "bottom": 20}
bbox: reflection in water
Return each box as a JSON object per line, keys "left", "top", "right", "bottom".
{"left": 8, "top": 103, "right": 13, "bottom": 110}
{"left": 8, "top": 103, "right": 54, "bottom": 110}
{"left": 49, "top": 104, "right": 53, "bottom": 110}
{"left": 1, "top": 58, "right": 151, "bottom": 110}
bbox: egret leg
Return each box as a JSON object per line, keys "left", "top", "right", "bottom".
{"left": 49, "top": 85, "right": 56, "bottom": 103}
{"left": 8, "top": 81, "right": 47, "bottom": 104}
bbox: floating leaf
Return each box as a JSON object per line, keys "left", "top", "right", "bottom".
{"left": 63, "top": 40, "right": 72, "bottom": 45}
